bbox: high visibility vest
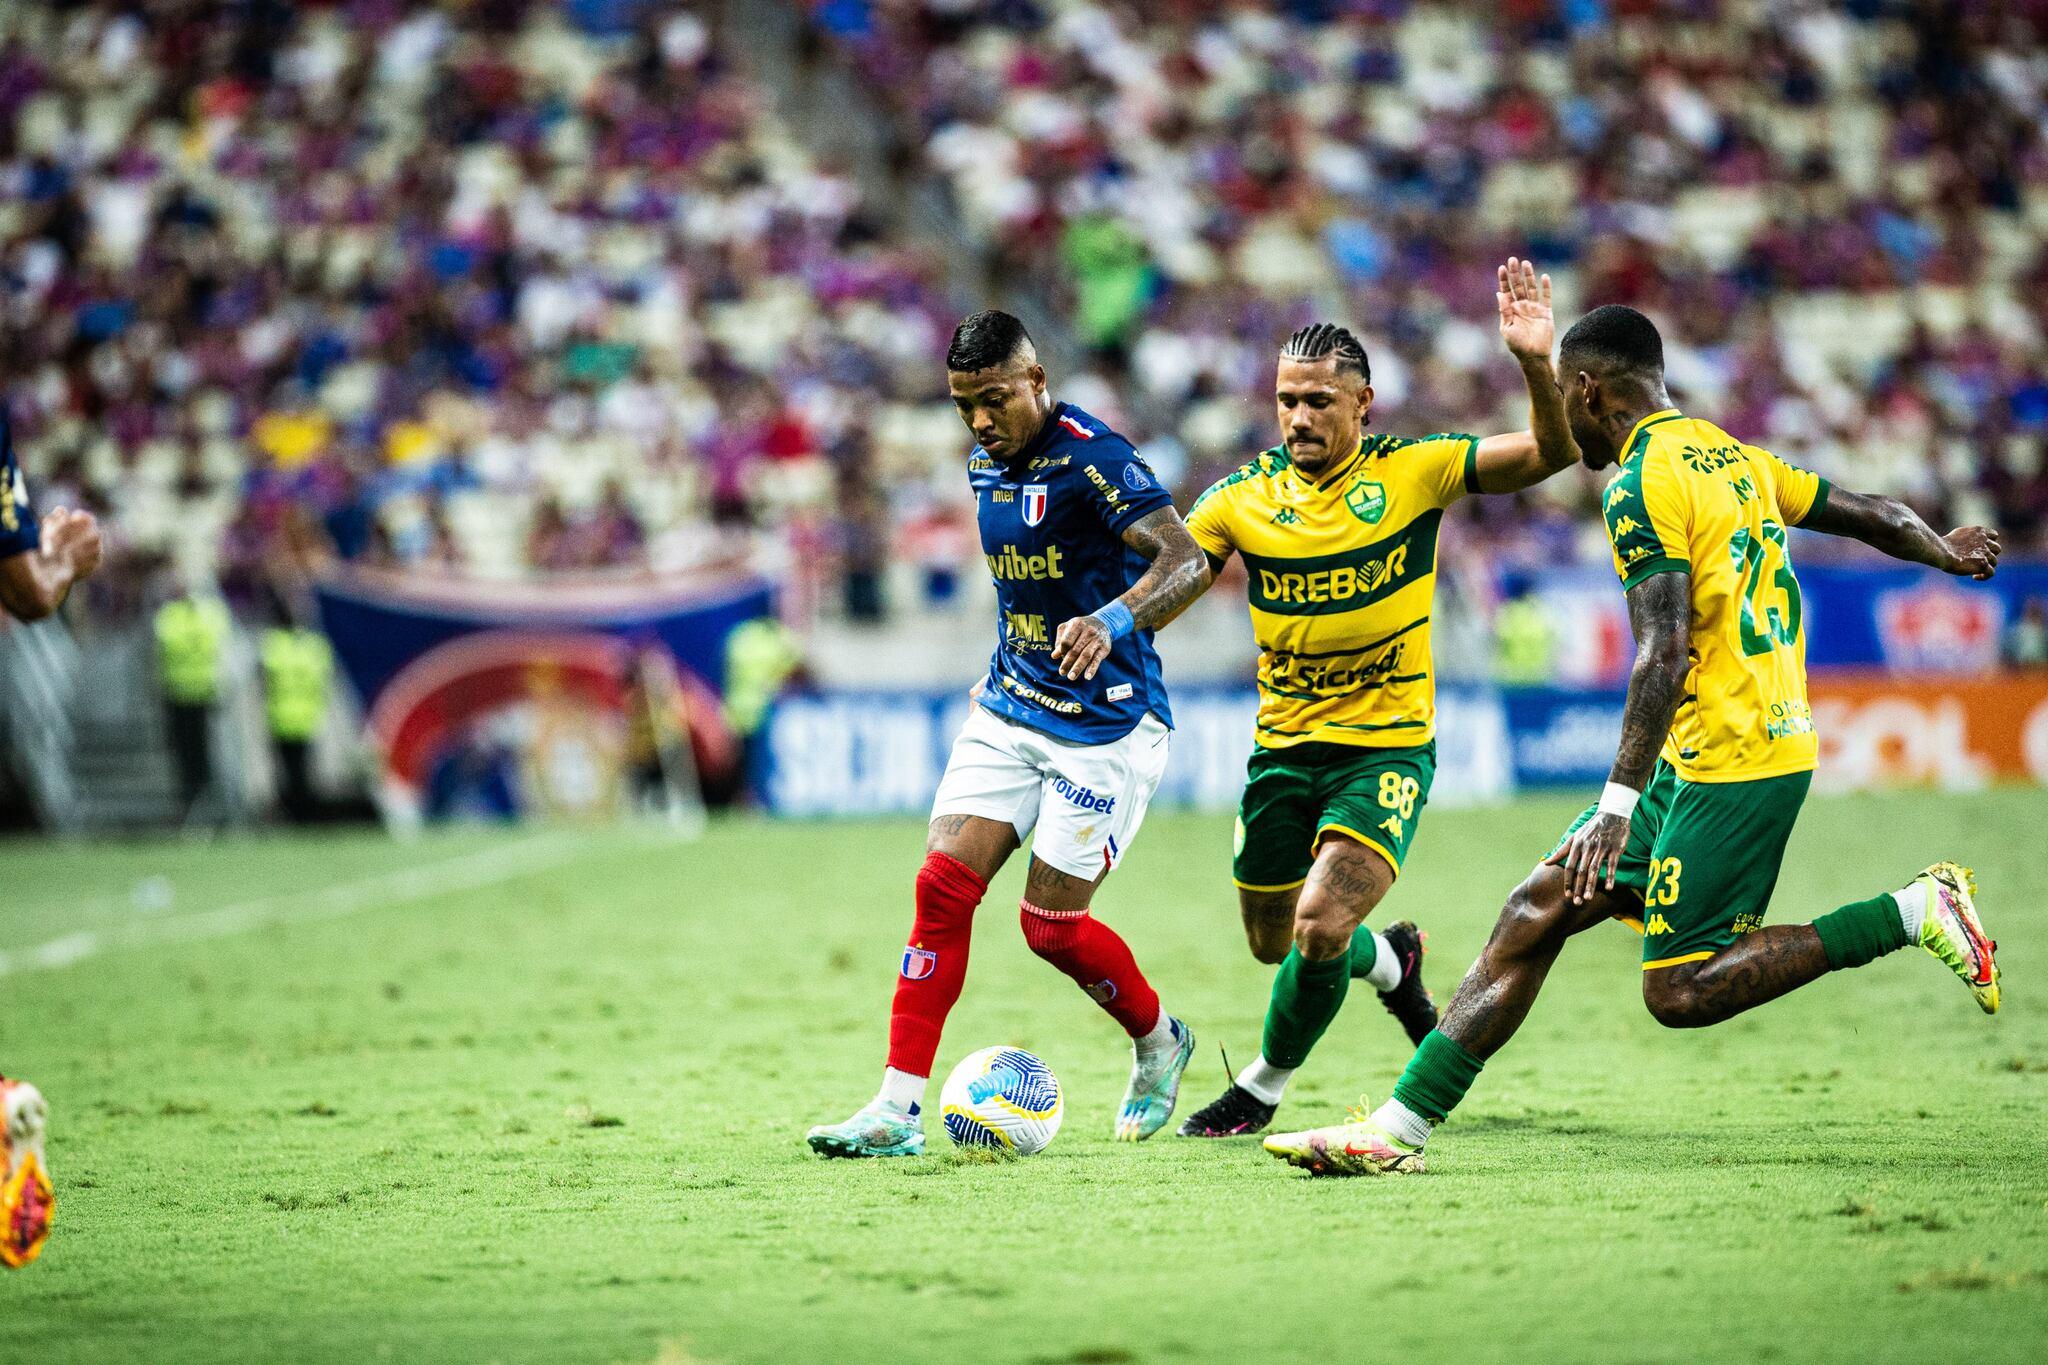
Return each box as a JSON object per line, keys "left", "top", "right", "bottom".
{"left": 1494, "top": 597, "right": 1556, "bottom": 686}
{"left": 155, "top": 597, "right": 229, "bottom": 705}
{"left": 724, "top": 618, "right": 799, "bottom": 737}
{"left": 261, "top": 627, "right": 333, "bottom": 740}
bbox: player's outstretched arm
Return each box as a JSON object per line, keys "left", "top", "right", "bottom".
{"left": 1547, "top": 570, "right": 1691, "bottom": 903}
{"left": 1471, "top": 257, "right": 1580, "bottom": 494}
{"left": 1801, "top": 488, "right": 2000, "bottom": 581}
{"left": 0, "top": 508, "right": 103, "bottom": 622}
{"left": 1050, "top": 506, "right": 1211, "bottom": 681}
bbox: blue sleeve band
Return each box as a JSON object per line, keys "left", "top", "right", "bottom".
{"left": 1090, "top": 599, "right": 1136, "bottom": 641}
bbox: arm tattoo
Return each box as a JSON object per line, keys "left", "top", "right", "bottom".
{"left": 1611, "top": 571, "right": 1692, "bottom": 791}
{"left": 1115, "top": 506, "right": 1211, "bottom": 631}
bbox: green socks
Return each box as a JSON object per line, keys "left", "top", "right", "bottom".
{"left": 1347, "top": 927, "right": 1379, "bottom": 979}
{"left": 1261, "top": 947, "right": 1351, "bottom": 1070}
{"left": 1812, "top": 893, "right": 1910, "bottom": 971}
{"left": 1390, "top": 1029, "right": 1485, "bottom": 1124}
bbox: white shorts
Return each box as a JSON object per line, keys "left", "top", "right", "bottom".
{"left": 931, "top": 707, "right": 1172, "bottom": 882}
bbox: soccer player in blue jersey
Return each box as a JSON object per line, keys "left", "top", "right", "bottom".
{"left": 808, "top": 311, "right": 1212, "bottom": 1156}
{"left": 2, "top": 405, "right": 103, "bottom": 1268}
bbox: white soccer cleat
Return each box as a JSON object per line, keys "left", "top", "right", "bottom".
{"left": 806, "top": 1099, "right": 927, "bottom": 1159}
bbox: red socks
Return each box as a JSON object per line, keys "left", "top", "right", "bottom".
{"left": 1020, "top": 899, "right": 1162, "bottom": 1038}
{"left": 886, "top": 852, "right": 988, "bottom": 1078}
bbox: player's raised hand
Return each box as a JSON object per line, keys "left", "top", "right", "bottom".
{"left": 1497, "top": 256, "right": 1554, "bottom": 361}
{"left": 1051, "top": 615, "right": 1112, "bottom": 682}
{"left": 1544, "top": 810, "right": 1629, "bottom": 905}
{"left": 1940, "top": 526, "right": 2000, "bottom": 581}
{"left": 39, "top": 507, "right": 103, "bottom": 581}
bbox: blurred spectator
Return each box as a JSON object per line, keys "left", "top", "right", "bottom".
{"left": 2005, "top": 598, "right": 2048, "bottom": 668}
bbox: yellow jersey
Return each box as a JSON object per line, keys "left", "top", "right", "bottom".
{"left": 1600, "top": 409, "right": 1830, "bottom": 783}
{"left": 1187, "top": 432, "right": 1477, "bottom": 750}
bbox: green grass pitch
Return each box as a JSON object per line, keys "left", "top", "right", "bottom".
{"left": 2, "top": 788, "right": 2044, "bottom": 1363}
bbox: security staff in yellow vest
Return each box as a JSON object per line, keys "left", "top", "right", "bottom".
{"left": 155, "top": 585, "right": 230, "bottom": 820}
{"left": 1493, "top": 577, "right": 1558, "bottom": 686}
{"left": 262, "top": 606, "right": 334, "bottom": 823}
{"left": 724, "top": 616, "right": 806, "bottom": 803}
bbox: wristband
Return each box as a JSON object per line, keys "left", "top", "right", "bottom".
{"left": 1596, "top": 782, "right": 1640, "bottom": 820}
{"left": 1090, "top": 600, "right": 1136, "bottom": 642}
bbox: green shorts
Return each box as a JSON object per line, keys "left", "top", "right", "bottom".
{"left": 1232, "top": 740, "right": 1436, "bottom": 892}
{"left": 1554, "top": 760, "right": 1812, "bottom": 969}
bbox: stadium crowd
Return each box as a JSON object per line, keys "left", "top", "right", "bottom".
{"left": 817, "top": 0, "right": 2048, "bottom": 571}
{"left": 1, "top": 0, "right": 2045, "bottom": 636}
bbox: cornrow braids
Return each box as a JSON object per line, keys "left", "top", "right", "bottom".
{"left": 1280, "top": 322, "right": 1370, "bottom": 383}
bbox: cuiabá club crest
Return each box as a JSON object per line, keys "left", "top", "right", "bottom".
{"left": 901, "top": 945, "right": 938, "bottom": 980}
{"left": 1346, "top": 479, "right": 1387, "bottom": 524}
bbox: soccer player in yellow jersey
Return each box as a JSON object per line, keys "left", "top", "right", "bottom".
{"left": 1265, "top": 304, "right": 2005, "bottom": 1176}
{"left": 1176, "top": 260, "right": 1581, "bottom": 1136}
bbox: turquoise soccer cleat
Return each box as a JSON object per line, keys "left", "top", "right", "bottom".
{"left": 806, "top": 1099, "right": 926, "bottom": 1159}
{"left": 1115, "top": 1015, "right": 1195, "bottom": 1142}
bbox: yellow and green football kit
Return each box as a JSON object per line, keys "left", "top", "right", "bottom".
{"left": 1554, "top": 408, "right": 1833, "bottom": 967}
{"left": 1187, "top": 433, "right": 1479, "bottom": 887}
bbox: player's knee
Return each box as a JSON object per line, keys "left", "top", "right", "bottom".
{"left": 1641, "top": 969, "right": 1709, "bottom": 1029}
{"left": 1291, "top": 894, "right": 1356, "bottom": 962}
{"left": 1495, "top": 869, "right": 1574, "bottom": 953}
{"left": 1247, "top": 931, "right": 1290, "bottom": 966}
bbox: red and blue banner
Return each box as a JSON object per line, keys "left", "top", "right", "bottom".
{"left": 313, "top": 567, "right": 770, "bottom": 821}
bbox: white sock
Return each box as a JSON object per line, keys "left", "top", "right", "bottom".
{"left": 1893, "top": 882, "right": 1929, "bottom": 940}
{"left": 878, "top": 1067, "right": 926, "bottom": 1114}
{"left": 1362, "top": 930, "right": 1401, "bottom": 992}
{"left": 1371, "top": 1097, "right": 1432, "bottom": 1150}
{"left": 1236, "top": 1054, "right": 1294, "bottom": 1105}
{"left": 1133, "top": 1008, "right": 1179, "bottom": 1062}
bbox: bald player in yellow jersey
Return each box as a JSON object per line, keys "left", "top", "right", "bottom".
{"left": 1266, "top": 304, "right": 2005, "bottom": 1176}
{"left": 1176, "top": 260, "right": 1582, "bottom": 1137}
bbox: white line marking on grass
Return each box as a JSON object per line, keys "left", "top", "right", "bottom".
{"left": 0, "top": 832, "right": 598, "bottom": 978}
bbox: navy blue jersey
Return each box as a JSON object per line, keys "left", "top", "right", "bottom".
{"left": 970, "top": 401, "right": 1174, "bottom": 744}
{"left": 0, "top": 412, "right": 37, "bottom": 560}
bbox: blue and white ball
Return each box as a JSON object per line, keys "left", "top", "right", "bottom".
{"left": 939, "top": 1046, "right": 1063, "bottom": 1154}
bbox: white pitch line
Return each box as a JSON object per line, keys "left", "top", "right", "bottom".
{"left": 0, "top": 831, "right": 600, "bottom": 978}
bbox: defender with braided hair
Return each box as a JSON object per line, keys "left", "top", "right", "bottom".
{"left": 1176, "top": 260, "right": 1581, "bottom": 1138}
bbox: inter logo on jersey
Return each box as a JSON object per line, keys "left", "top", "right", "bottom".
{"left": 1022, "top": 484, "right": 1049, "bottom": 526}
{"left": 901, "top": 945, "right": 938, "bottom": 980}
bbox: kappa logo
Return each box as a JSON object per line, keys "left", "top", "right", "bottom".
{"left": 1022, "top": 484, "right": 1049, "bottom": 526}
{"left": 901, "top": 945, "right": 938, "bottom": 980}
{"left": 1605, "top": 481, "right": 1632, "bottom": 509}
{"left": 1610, "top": 514, "right": 1643, "bottom": 537}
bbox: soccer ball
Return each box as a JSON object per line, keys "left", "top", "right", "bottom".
{"left": 939, "top": 1046, "right": 1063, "bottom": 1154}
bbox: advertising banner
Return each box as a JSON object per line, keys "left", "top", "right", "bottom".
{"left": 1808, "top": 669, "right": 2048, "bottom": 791}
{"left": 758, "top": 685, "right": 1515, "bottom": 817}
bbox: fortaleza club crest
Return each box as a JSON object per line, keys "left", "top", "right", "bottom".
{"left": 900, "top": 945, "right": 938, "bottom": 980}
{"left": 1022, "top": 484, "right": 1049, "bottom": 526}
{"left": 1346, "top": 479, "right": 1387, "bottom": 524}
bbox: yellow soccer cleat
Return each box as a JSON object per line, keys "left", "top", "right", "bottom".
{"left": 1, "top": 1077, "right": 54, "bottom": 1269}
{"left": 1914, "top": 862, "right": 2000, "bottom": 1014}
{"left": 1263, "top": 1100, "right": 1425, "bottom": 1177}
